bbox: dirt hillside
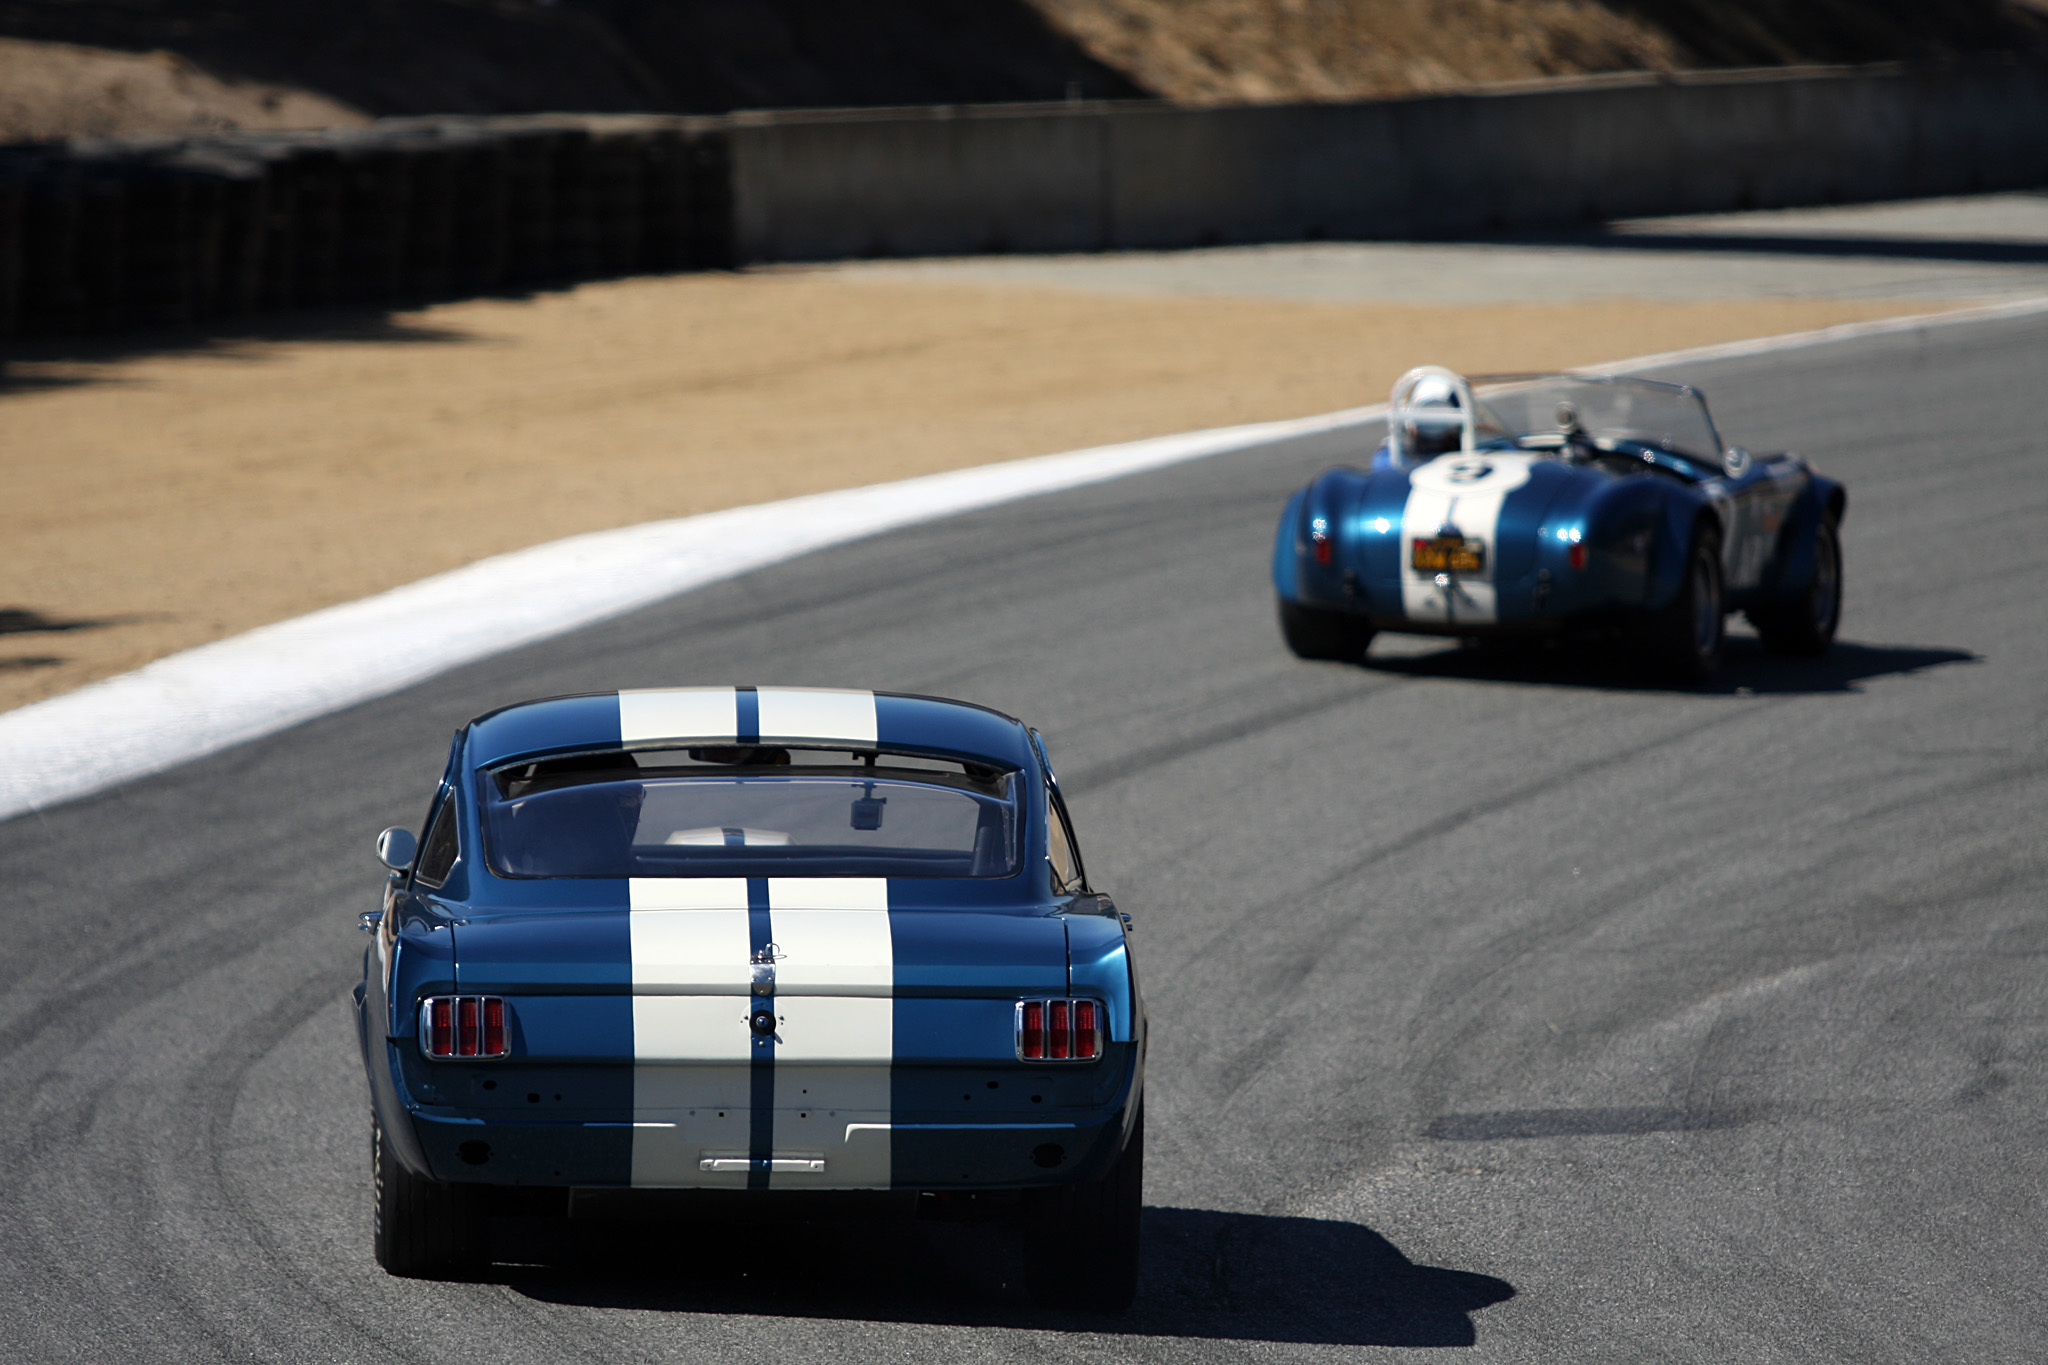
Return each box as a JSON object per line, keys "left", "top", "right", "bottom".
{"left": 1035, "top": 0, "right": 2048, "bottom": 103}
{"left": 1, "top": 0, "right": 2045, "bottom": 140}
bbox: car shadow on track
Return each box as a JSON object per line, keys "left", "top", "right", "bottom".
{"left": 492, "top": 1205, "right": 1514, "bottom": 1346}
{"left": 1358, "top": 635, "right": 1978, "bottom": 696}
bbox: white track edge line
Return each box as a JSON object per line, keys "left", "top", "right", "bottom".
{"left": 4, "top": 292, "right": 2044, "bottom": 822}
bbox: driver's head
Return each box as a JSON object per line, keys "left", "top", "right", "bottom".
{"left": 1400, "top": 373, "right": 1464, "bottom": 460}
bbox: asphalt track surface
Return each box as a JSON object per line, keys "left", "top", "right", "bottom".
{"left": 2, "top": 313, "right": 2043, "bottom": 1362}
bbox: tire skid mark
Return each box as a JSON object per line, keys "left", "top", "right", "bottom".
{"left": 1371, "top": 861, "right": 1693, "bottom": 1136}
{"left": 198, "top": 972, "right": 421, "bottom": 1363}
{"left": 1063, "top": 671, "right": 1396, "bottom": 793}
{"left": 1178, "top": 704, "right": 1764, "bottom": 975}
{"left": 0, "top": 989, "right": 343, "bottom": 1362}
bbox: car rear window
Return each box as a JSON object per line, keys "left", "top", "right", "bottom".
{"left": 478, "top": 746, "right": 1020, "bottom": 879}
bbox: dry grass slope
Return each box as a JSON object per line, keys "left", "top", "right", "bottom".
{"left": 1, "top": 0, "right": 2046, "bottom": 140}
{"left": 1035, "top": 0, "right": 2048, "bottom": 103}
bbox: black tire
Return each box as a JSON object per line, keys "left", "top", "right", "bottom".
{"left": 1024, "top": 1107, "right": 1143, "bottom": 1311}
{"left": 1747, "top": 515, "right": 1842, "bottom": 656}
{"left": 1642, "top": 524, "right": 1724, "bottom": 684}
{"left": 1278, "top": 598, "right": 1374, "bottom": 662}
{"left": 372, "top": 1111, "right": 487, "bottom": 1277}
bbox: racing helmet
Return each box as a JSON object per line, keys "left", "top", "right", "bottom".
{"left": 1387, "top": 365, "right": 1476, "bottom": 465}
{"left": 1400, "top": 373, "right": 1464, "bottom": 459}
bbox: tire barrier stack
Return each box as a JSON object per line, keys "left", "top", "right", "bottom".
{"left": 0, "top": 114, "right": 734, "bottom": 340}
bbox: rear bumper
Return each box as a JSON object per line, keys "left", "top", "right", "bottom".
{"left": 409, "top": 1104, "right": 1131, "bottom": 1191}
{"left": 395, "top": 1040, "right": 1143, "bottom": 1192}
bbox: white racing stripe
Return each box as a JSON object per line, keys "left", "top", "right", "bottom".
{"left": 630, "top": 1060, "right": 755, "bottom": 1188}
{"left": 620, "top": 687, "right": 737, "bottom": 744}
{"left": 768, "top": 877, "right": 891, "bottom": 913}
{"left": 756, "top": 687, "right": 878, "bottom": 745}
{"left": 1398, "top": 452, "right": 1538, "bottom": 625}
{"left": 628, "top": 878, "right": 750, "bottom": 994}
{"left": 628, "top": 876, "right": 895, "bottom": 1189}
{"left": 628, "top": 877, "right": 754, "bottom": 1186}
{"left": 765, "top": 878, "right": 893, "bottom": 1189}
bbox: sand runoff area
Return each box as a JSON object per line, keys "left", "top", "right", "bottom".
{"left": 0, "top": 266, "right": 1982, "bottom": 713}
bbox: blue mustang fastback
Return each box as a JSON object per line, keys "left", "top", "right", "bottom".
{"left": 1273, "top": 367, "right": 1846, "bottom": 681}
{"left": 355, "top": 686, "right": 1144, "bottom": 1307}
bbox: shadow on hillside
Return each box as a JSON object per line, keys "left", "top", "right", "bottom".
{"left": 0, "top": 307, "right": 480, "bottom": 392}
{"left": 0, "top": 1, "right": 1145, "bottom": 118}
{"left": 491, "top": 1204, "right": 1514, "bottom": 1346}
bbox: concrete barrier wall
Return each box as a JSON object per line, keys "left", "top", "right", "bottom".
{"left": 728, "top": 105, "right": 1109, "bottom": 259}
{"left": 733, "top": 61, "right": 2048, "bottom": 260}
{"left": 2, "top": 61, "right": 2045, "bottom": 340}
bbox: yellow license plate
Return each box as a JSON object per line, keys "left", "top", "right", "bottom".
{"left": 1412, "top": 536, "right": 1485, "bottom": 573}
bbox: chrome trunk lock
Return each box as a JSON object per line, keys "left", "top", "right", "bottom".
{"left": 750, "top": 943, "right": 781, "bottom": 996}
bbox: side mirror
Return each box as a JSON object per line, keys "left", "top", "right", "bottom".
{"left": 1722, "top": 446, "right": 1753, "bottom": 478}
{"left": 375, "top": 826, "right": 418, "bottom": 872}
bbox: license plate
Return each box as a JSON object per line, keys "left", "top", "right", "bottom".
{"left": 1412, "top": 535, "right": 1484, "bottom": 573}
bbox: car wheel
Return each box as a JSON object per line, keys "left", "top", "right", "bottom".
{"left": 1643, "top": 525, "right": 1724, "bottom": 683}
{"left": 1023, "top": 1106, "right": 1143, "bottom": 1311}
{"left": 1278, "top": 599, "right": 1374, "bottom": 662}
{"left": 1748, "top": 515, "right": 1841, "bottom": 656}
{"left": 372, "top": 1111, "right": 487, "bottom": 1277}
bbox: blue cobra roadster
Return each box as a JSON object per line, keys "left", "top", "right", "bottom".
{"left": 1272, "top": 366, "right": 1846, "bottom": 681}
{"left": 355, "top": 687, "right": 1144, "bottom": 1308}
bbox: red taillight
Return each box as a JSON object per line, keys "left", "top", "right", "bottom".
{"left": 421, "top": 996, "right": 509, "bottom": 1059}
{"left": 458, "top": 997, "right": 480, "bottom": 1056}
{"left": 1313, "top": 536, "right": 1333, "bottom": 566}
{"left": 1021, "top": 1001, "right": 1045, "bottom": 1060}
{"left": 1016, "top": 998, "right": 1104, "bottom": 1062}
{"left": 1568, "top": 542, "right": 1587, "bottom": 571}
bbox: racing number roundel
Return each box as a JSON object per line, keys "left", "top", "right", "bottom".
{"left": 1408, "top": 452, "right": 1538, "bottom": 497}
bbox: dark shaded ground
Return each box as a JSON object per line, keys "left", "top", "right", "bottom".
{"left": 486, "top": 1205, "right": 1513, "bottom": 1347}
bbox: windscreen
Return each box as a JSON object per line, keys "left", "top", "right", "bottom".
{"left": 1477, "top": 377, "right": 1722, "bottom": 463}
{"left": 478, "top": 746, "right": 1019, "bottom": 879}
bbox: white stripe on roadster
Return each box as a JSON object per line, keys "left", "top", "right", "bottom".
{"left": 755, "top": 688, "right": 878, "bottom": 745}
{"left": 619, "top": 687, "right": 737, "bottom": 744}
{"left": 1398, "top": 452, "right": 1538, "bottom": 626}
